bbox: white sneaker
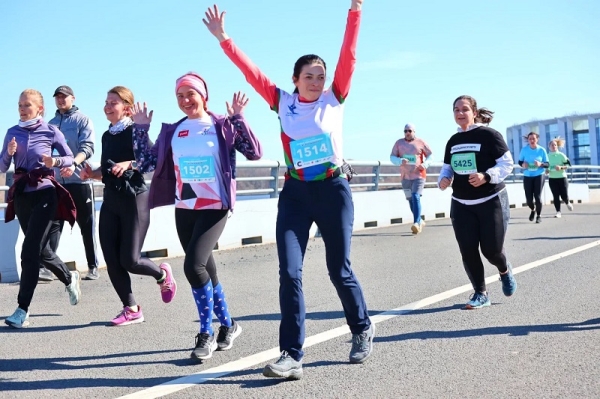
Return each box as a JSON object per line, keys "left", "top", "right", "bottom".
{"left": 66, "top": 271, "right": 81, "bottom": 305}
{"left": 411, "top": 223, "right": 421, "bottom": 234}
{"left": 567, "top": 203, "right": 574, "bottom": 211}
{"left": 419, "top": 220, "right": 426, "bottom": 231}
{"left": 555, "top": 212, "right": 561, "bottom": 218}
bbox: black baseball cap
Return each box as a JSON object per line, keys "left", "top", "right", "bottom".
{"left": 53, "top": 85, "right": 74, "bottom": 97}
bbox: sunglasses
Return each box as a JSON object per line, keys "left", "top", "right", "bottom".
{"left": 404, "top": 130, "right": 413, "bottom": 133}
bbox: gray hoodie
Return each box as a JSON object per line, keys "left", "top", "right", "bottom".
{"left": 49, "top": 106, "right": 95, "bottom": 184}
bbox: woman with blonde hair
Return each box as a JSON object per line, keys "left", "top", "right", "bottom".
{"left": 1, "top": 89, "right": 81, "bottom": 328}
{"left": 547, "top": 137, "right": 573, "bottom": 217}
{"left": 80, "top": 86, "right": 177, "bottom": 326}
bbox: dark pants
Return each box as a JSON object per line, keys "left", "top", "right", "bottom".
{"left": 175, "top": 208, "right": 228, "bottom": 288}
{"left": 451, "top": 190, "right": 510, "bottom": 293}
{"left": 549, "top": 178, "right": 569, "bottom": 212}
{"left": 14, "top": 188, "right": 72, "bottom": 311}
{"left": 44, "top": 183, "right": 98, "bottom": 269}
{"left": 99, "top": 189, "right": 162, "bottom": 307}
{"left": 276, "top": 177, "right": 371, "bottom": 361}
{"left": 523, "top": 175, "right": 545, "bottom": 216}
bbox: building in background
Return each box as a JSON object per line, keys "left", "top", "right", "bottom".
{"left": 506, "top": 113, "right": 600, "bottom": 165}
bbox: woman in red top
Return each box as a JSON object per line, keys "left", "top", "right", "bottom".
{"left": 204, "top": 0, "right": 373, "bottom": 380}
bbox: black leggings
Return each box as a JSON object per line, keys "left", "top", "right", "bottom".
{"left": 548, "top": 178, "right": 569, "bottom": 212}
{"left": 47, "top": 183, "right": 98, "bottom": 268}
{"left": 523, "top": 175, "right": 545, "bottom": 216}
{"left": 451, "top": 190, "right": 510, "bottom": 293}
{"left": 99, "top": 189, "right": 162, "bottom": 307}
{"left": 14, "top": 188, "right": 72, "bottom": 311}
{"left": 174, "top": 208, "right": 228, "bottom": 288}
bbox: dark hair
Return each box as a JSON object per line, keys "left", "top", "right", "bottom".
{"left": 292, "top": 54, "right": 326, "bottom": 94}
{"left": 523, "top": 131, "right": 540, "bottom": 141}
{"left": 453, "top": 95, "right": 494, "bottom": 125}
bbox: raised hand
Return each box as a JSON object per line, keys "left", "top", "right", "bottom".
{"left": 7, "top": 137, "right": 17, "bottom": 156}
{"left": 203, "top": 4, "right": 229, "bottom": 42}
{"left": 131, "top": 102, "right": 153, "bottom": 125}
{"left": 226, "top": 92, "right": 249, "bottom": 116}
{"left": 41, "top": 154, "right": 55, "bottom": 168}
{"left": 351, "top": 0, "right": 363, "bottom": 11}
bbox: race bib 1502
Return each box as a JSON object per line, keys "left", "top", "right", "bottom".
{"left": 178, "top": 156, "right": 216, "bottom": 183}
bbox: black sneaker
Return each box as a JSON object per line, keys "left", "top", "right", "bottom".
{"left": 349, "top": 323, "right": 376, "bottom": 364}
{"left": 536, "top": 216, "right": 542, "bottom": 223}
{"left": 529, "top": 211, "right": 535, "bottom": 222}
{"left": 38, "top": 267, "right": 54, "bottom": 282}
{"left": 83, "top": 267, "right": 100, "bottom": 280}
{"left": 216, "top": 320, "right": 242, "bottom": 351}
{"left": 191, "top": 333, "right": 217, "bottom": 361}
{"left": 263, "top": 351, "right": 303, "bottom": 380}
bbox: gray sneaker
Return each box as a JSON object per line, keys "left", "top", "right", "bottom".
{"left": 263, "top": 351, "right": 303, "bottom": 380}
{"left": 349, "top": 323, "right": 375, "bottom": 364}
{"left": 191, "top": 333, "right": 217, "bottom": 361}
{"left": 65, "top": 271, "right": 81, "bottom": 305}
{"left": 83, "top": 267, "right": 99, "bottom": 280}
{"left": 216, "top": 320, "right": 242, "bottom": 351}
{"left": 38, "top": 267, "right": 54, "bottom": 282}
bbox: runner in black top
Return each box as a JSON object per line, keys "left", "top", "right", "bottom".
{"left": 438, "top": 95, "right": 517, "bottom": 309}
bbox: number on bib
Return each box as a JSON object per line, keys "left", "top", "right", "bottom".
{"left": 289, "top": 133, "right": 334, "bottom": 169}
{"left": 451, "top": 152, "right": 477, "bottom": 175}
{"left": 179, "top": 156, "right": 216, "bottom": 183}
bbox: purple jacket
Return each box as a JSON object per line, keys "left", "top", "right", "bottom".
{"left": 133, "top": 112, "right": 262, "bottom": 210}
{"left": 1, "top": 120, "right": 74, "bottom": 192}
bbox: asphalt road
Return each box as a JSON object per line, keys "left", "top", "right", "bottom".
{"left": 1, "top": 203, "right": 599, "bottom": 398}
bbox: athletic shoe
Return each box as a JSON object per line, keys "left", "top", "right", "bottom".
{"left": 110, "top": 306, "right": 144, "bottom": 326}
{"left": 216, "top": 320, "right": 242, "bottom": 351}
{"left": 65, "top": 271, "right": 81, "bottom": 305}
{"left": 529, "top": 211, "right": 535, "bottom": 221}
{"left": 5, "top": 308, "right": 29, "bottom": 329}
{"left": 83, "top": 267, "right": 99, "bottom": 280}
{"left": 349, "top": 323, "right": 376, "bottom": 364}
{"left": 263, "top": 351, "right": 303, "bottom": 380}
{"left": 158, "top": 263, "right": 177, "bottom": 303}
{"left": 555, "top": 212, "right": 562, "bottom": 218}
{"left": 465, "top": 292, "right": 491, "bottom": 309}
{"left": 191, "top": 332, "right": 217, "bottom": 361}
{"left": 567, "top": 203, "right": 574, "bottom": 211}
{"left": 411, "top": 223, "right": 421, "bottom": 234}
{"left": 499, "top": 263, "right": 517, "bottom": 297}
{"left": 419, "top": 219, "right": 426, "bottom": 231}
{"left": 536, "top": 216, "right": 542, "bottom": 223}
{"left": 38, "top": 267, "right": 54, "bottom": 282}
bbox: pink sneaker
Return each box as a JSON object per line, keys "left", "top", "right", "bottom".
{"left": 110, "top": 306, "right": 144, "bottom": 326}
{"left": 159, "top": 263, "right": 177, "bottom": 303}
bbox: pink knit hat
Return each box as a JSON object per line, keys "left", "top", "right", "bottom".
{"left": 175, "top": 72, "right": 209, "bottom": 103}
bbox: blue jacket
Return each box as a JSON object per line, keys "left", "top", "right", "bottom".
{"left": 49, "top": 106, "right": 95, "bottom": 184}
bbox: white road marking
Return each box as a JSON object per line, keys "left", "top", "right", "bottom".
{"left": 117, "top": 240, "right": 600, "bottom": 399}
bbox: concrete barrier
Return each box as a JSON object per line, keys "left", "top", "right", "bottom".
{"left": 0, "top": 182, "right": 591, "bottom": 283}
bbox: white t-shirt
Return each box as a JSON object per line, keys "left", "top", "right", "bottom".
{"left": 171, "top": 116, "right": 225, "bottom": 210}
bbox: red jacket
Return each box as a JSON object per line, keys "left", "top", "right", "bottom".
{"left": 5, "top": 168, "right": 76, "bottom": 226}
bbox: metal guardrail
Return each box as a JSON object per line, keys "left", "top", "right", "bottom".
{"left": 2, "top": 162, "right": 600, "bottom": 209}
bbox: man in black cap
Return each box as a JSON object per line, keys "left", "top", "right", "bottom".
{"left": 39, "top": 85, "right": 99, "bottom": 281}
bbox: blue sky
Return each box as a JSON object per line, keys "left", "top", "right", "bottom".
{"left": 1, "top": 0, "right": 598, "bottom": 163}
